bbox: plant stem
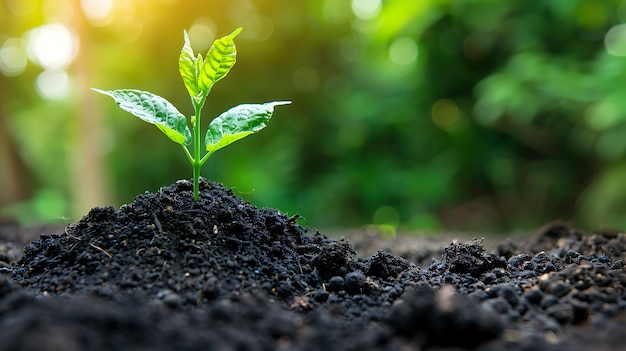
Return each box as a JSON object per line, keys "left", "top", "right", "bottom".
{"left": 192, "top": 99, "right": 204, "bottom": 201}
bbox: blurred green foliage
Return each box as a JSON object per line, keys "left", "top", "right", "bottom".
{"left": 2, "top": 0, "right": 626, "bottom": 233}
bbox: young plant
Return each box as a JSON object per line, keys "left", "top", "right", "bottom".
{"left": 93, "top": 28, "right": 290, "bottom": 201}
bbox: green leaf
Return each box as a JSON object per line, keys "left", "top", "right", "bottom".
{"left": 205, "top": 101, "right": 291, "bottom": 153}
{"left": 93, "top": 88, "right": 192, "bottom": 145}
{"left": 198, "top": 27, "right": 242, "bottom": 93}
{"left": 179, "top": 30, "right": 200, "bottom": 100}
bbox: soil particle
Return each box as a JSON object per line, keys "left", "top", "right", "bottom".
{"left": 1, "top": 179, "right": 626, "bottom": 350}
{"left": 443, "top": 238, "right": 507, "bottom": 276}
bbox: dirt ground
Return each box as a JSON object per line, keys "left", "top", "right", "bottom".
{"left": 1, "top": 179, "right": 625, "bottom": 350}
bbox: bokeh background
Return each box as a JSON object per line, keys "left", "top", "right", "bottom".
{"left": 2, "top": 0, "right": 626, "bottom": 234}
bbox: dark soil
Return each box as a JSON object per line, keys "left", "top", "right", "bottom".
{"left": 1, "top": 179, "right": 625, "bottom": 350}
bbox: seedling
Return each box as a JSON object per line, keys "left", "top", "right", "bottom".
{"left": 94, "top": 28, "right": 290, "bottom": 200}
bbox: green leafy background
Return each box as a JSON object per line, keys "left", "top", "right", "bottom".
{"left": 2, "top": 0, "right": 626, "bottom": 234}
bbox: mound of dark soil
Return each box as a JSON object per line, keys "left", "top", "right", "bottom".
{"left": 1, "top": 179, "right": 625, "bottom": 350}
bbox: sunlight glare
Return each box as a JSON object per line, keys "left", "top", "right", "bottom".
{"left": 351, "top": 0, "right": 382, "bottom": 20}
{"left": 0, "top": 38, "right": 28, "bottom": 77}
{"left": 605, "top": 24, "right": 626, "bottom": 56}
{"left": 35, "top": 69, "right": 73, "bottom": 100}
{"left": 389, "top": 37, "right": 418, "bottom": 65}
{"left": 189, "top": 18, "right": 216, "bottom": 51}
{"left": 80, "top": 0, "right": 114, "bottom": 27}
{"left": 26, "top": 24, "right": 78, "bottom": 70}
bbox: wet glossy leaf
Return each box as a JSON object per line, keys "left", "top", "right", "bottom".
{"left": 205, "top": 101, "right": 291, "bottom": 153}
{"left": 179, "top": 30, "right": 200, "bottom": 100}
{"left": 93, "top": 88, "right": 191, "bottom": 145}
{"left": 198, "top": 28, "right": 242, "bottom": 93}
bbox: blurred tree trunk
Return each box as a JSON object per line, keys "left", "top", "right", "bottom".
{"left": 0, "top": 3, "right": 31, "bottom": 216}
{"left": 69, "top": 1, "right": 112, "bottom": 217}
{"left": 0, "top": 99, "right": 31, "bottom": 210}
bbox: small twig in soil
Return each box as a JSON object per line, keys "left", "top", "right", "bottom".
{"left": 89, "top": 242, "right": 113, "bottom": 258}
{"left": 66, "top": 232, "right": 83, "bottom": 253}
{"left": 68, "top": 241, "right": 81, "bottom": 253}
{"left": 65, "top": 224, "right": 82, "bottom": 241}
{"left": 153, "top": 214, "right": 163, "bottom": 234}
